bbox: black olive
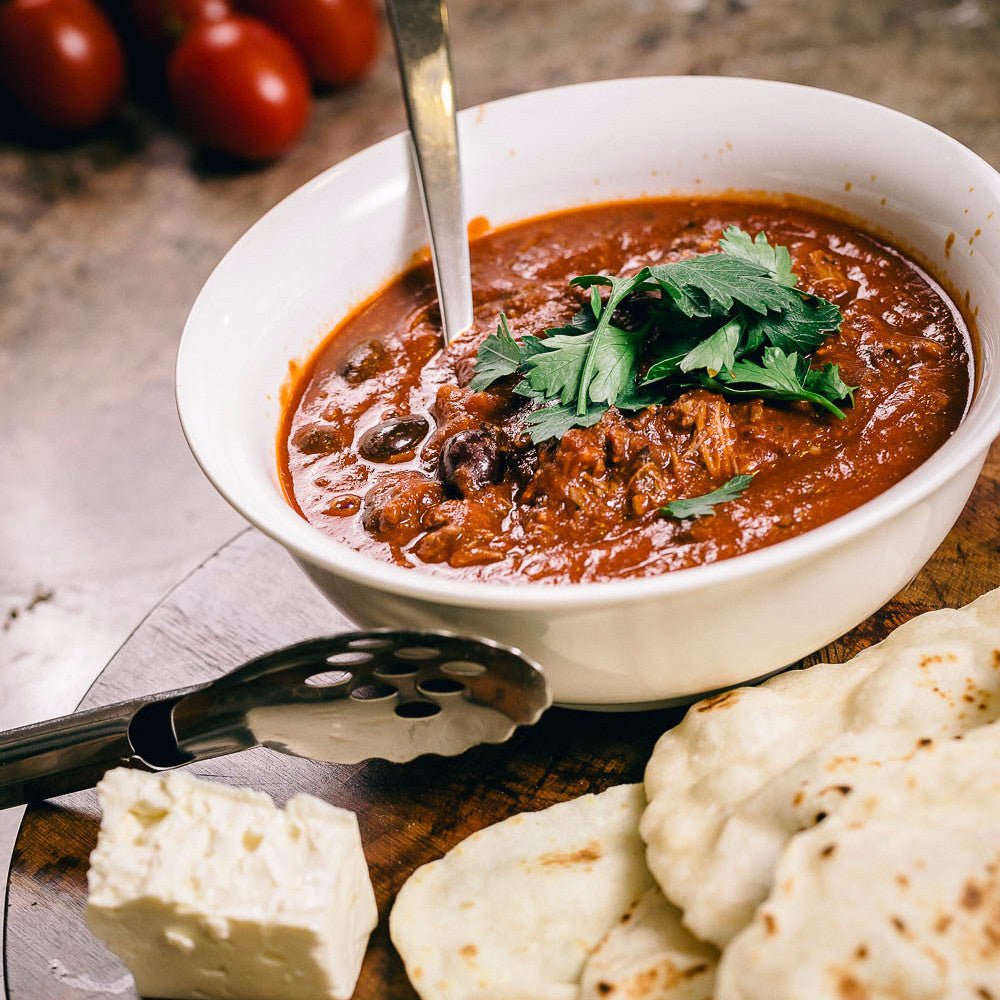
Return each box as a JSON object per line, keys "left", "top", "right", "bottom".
{"left": 358, "top": 415, "right": 430, "bottom": 462}
{"left": 439, "top": 427, "right": 504, "bottom": 496}
{"left": 339, "top": 340, "right": 389, "bottom": 384}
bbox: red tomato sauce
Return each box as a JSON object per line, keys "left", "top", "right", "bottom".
{"left": 279, "top": 199, "right": 972, "bottom": 584}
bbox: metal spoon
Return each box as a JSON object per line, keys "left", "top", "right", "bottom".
{"left": 386, "top": 0, "right": 473, "bottom": 346}
{"left": 0, "top": 630, "right": 550, "bottom": 809}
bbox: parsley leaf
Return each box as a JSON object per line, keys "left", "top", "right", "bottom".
{"left": 520, "top": 332, "right": 595, "bottom": 405}
{"left": 662, "top": 474, "right": 755, "bottom": 520}
{"left": 469, "top": 314, "right": 523, "bottom": 391}
{"left": 521, "top": 326, "right": 644, "bottom": 410}
{"left": 587, "top": 328, "right": 646, "bottom": 405}
{"left": 561, "top": 307, "right": 600, "bottom": 334}
{"left": 649, "top": 255, "right": 793, "bottom": 318}
{"left": 679, "top": 317, "right": 742, "bottom": 376}
{"left": 615, "top": 378, "right": 663, "bottom": 412}
{"left": 589, "top": 285, "right": 602, "bottom": 319}
{"left": 568, "top": 270, "right": 651, "bottom": 415}
{"left": 709, "top": 347, "right": 856, "bottom": 419}
{"left": 469, "top": 227, "right": 852, "bottom": 441}
{"left": 727, "top": 348, "right": 810, "bottom": 396}
{"left": 523, "top": 401, "right": 605, "bottom": 442}
{"left": 642, "top": 332, "right": 705, "bottom": 384}
{"left": 517, "top": 336, "right": 548, "bottom": 360}
{"left": 743, "top": 291, "right": 842, "bottom": 355}
{"left": 719, "top": 226, "right": 797, "bottom": 287}
{"left": 804, "top": 362, "right": 858, "bottom": 403}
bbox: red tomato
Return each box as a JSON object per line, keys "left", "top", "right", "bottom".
{"left": 0, "top": 0, "right": 125, "bottom": 132}
{"left": 167, "top": 15, "right": 311, "bottom": 160}
{"left": 239, "top": 0, "right": 378, "bottom": 87}
{"left": 128, "top": 0, "right": 231, "bottom": 55}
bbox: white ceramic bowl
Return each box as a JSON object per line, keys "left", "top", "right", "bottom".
{"left": 177, "top": 77, "right": 1000, "bottom": 708}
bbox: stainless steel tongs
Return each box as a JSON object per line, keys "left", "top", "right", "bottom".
{"left": 0, "top": 630, "right": 550, "bottom": 809}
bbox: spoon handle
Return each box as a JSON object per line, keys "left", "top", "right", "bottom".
{"left": 386, "top": 0, "right": 473, "bottom": 346}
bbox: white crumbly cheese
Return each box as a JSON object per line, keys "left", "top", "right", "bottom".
{"left": 85, "top": 768, "right": 378, "bottom": 1000}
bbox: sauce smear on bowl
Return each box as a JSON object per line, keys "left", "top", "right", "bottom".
{"left": 279, "top": 199, "right": 971, "bottom": 584}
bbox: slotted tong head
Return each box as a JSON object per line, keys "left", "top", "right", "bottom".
{"left": 0, "top": 630, "right": 551, "bottom": 808}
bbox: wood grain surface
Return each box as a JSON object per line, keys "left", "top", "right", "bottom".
{"left": 6, "top": 441, "right": 1000, "bottom": 999}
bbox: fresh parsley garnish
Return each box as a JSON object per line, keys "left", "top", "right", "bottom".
{"left": 700, "top": 347, "right": 856, "bottom": 419}
{"left": 566, "top": 272, "right": 652, "bottom": 415}
{"left": 523, "top": 400, "right": 606, "bottom": 441}
{"left": 678, "top": 317, "right": 742, "bottom": 377}
{"left": 718, "top": 227, "right": 797, "bottom": 286}
{"left": 648, "top": 254, "right": 794, "bottom": 317}
{"left": 740, "top": 291, "right": 843, "bottom": 356}
{"left": 470, "top": 227, "right": 855, "bottom": 443}
{"left": 662, "top": 474, "right": 755, "bottom": 520}
{"left": 468, "top": 314, "right": 521, "bottom": 391}
{"left": 523, "top": 326, "right": 645, "bottom": 409}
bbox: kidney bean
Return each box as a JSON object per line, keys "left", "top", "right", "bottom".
{"left": 358, "top": 414, "right": 430, "bottom": 462}
{"left": 439, "top": 427, "right": 504, "bottom": 496}
{"left": 339, "top": 340, "right": 388, "bottom": 384}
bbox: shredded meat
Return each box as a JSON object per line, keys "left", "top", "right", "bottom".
{"left": 412, "top": 495, "right": 509, "bottom": 566}
{"left": 360, "top": 471, "right": 444, "bottom": 547}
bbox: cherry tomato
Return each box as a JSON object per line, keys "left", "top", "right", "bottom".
{"left": 239, "top": 0, "right": 378, "bottom": 87}
{"left": 167, "top": 15, "right": 310, "bottom": 160}
{"left": 0, "top": 0, "right": 125, "bottom": 132}
{"left": 128, "top": 0, "right": 231, "bottom": 55}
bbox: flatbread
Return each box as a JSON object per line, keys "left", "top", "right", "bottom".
{"left": 641, "top": 587, "right": 1000, "bottom": 946}
{"left": 579, "top": 887, "right": 717, "bottom": 1000}
{"left": 715, "top": 721, "right": 1000, "bottom": 1000}
{"left": 390, "top": 784, "right": 654, "bottom": 1000}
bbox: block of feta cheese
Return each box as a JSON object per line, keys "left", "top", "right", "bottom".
{"left": 85, "top": 768, "right": 377, "bottom": 1000}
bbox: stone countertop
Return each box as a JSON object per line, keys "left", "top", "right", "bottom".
{"left": 0, "top": 0, "right": 997, "bottom": 805}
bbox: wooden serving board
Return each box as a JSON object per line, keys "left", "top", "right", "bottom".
{"left": 7, "top": 440, "right": 1000, "bottom": 999}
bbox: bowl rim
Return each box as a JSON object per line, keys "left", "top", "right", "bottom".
{"left": 177, "top": 75, "right": 1000, "bottom": 612}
